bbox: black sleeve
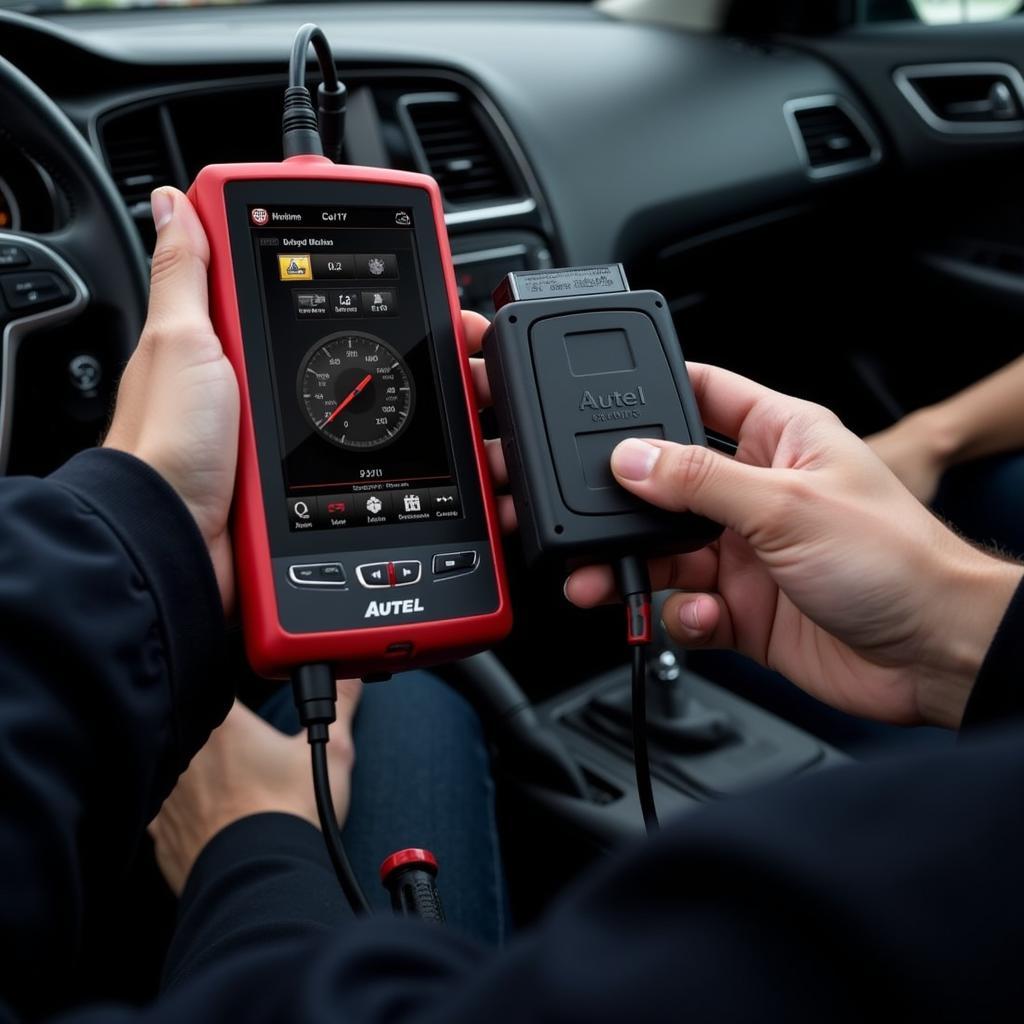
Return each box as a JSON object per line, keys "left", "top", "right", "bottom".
{"left": 162, "top": 814, "right": 354, "bottom": 990}
{"left": 17, "top": 728, "right": 1024, "bottom": 1024}
{"left": 961, "top": 575, "right": 1024, "bottom": 730}
{"left": 0, "top": 448, "right": 230, "bottom": 1020}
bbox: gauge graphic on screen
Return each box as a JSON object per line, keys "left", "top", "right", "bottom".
{"left": 298, "top": 331, "right": 415, "bottom": 451}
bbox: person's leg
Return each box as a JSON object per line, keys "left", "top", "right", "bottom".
{"left": 933, "top": 451, "right": 1024, "bottom": 560}
{"left": 259, "top": 672, "right": 508, "bottom": 945}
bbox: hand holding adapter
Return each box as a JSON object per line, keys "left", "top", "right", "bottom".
{"left": 560, "top": 364, "right": 1023, "bottom": 729}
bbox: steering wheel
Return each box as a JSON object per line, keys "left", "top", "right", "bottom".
{"left": 0, "top": 54, "right": 148, "bottom": 473}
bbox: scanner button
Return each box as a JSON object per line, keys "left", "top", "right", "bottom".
{"left": 289, "top": 563, "right": 346, "bottom": 588}
{"left": 357, "top": 563, "right": 392, "bottom": 589}
{"left": 315, "top": 563, "right": 346, "bottom": 583}
{"left": 361, "top": 289, "right": 397, "bottom": 316}
{"left": 432, "top": 551, "right": 478, "bottom": 577}
{"left": 354, "top": 253, "right": 398, "bottom": 279}
{"left": 287, "top": 498, "right": 317, "bottom": 531}
{"left": 427, "top": 486, "right": 462, "bottom": 519}
{"left": 393, "top": 560, "right": 422, "bottom": 586}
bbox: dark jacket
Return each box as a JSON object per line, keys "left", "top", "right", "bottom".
{"left": 2, "top": 448, "right": 1023, "bottom": 1024}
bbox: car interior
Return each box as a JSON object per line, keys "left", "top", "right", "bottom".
{"left": 2, "top": 0, "right": 1023, "bottom": 1003}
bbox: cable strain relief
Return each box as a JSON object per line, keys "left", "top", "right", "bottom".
{"left": 292, "top": 662, "right": 337, "bottom": 729}
{"left": 306, "top": 722, "right": 329, "bottom": 744}
{"left": 615, "top": 556, "right": 652, "bottom": 645}
{"left": 282, "top": 84, "right": 324, "bottom": 158}
{"left": 317, "top": 81, "right": 347, "bottom": 162}
{"left": 615, "top": 555, "right": 651, "bottom": 600}
{"left": 625, "top": 594, "right": 652, "bottom": 646}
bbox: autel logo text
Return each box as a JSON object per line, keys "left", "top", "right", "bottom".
{"left": 364, "top": 598, "right": 425, "bottom": 619}
{"left": 579, "top": 385, "right": 647, "bottom": 422}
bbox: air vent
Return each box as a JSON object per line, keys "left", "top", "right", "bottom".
{"left": 100, "top": 107, "right": 176, "bottom": 210}
{"left": 784, "top": 97, "right": 880, "bottom": 180}
{"left": 398, "top": 92, "right": 518, "bottom": 206}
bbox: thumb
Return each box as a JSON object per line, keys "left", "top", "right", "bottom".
{"left": 146, "top": 186, "right": 212, "bottom": 333}
{"left": 610, "top": 438, "right": 779, "bottom": 539}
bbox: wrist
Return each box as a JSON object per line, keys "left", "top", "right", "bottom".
{"left": 915, "top": 545, "right": 1024, "bottom": 729}
{"left": 127, "top": 442, "right": 201, "bottom": 534}
{"left": 909, "top": 405, "right": 967, "bottom": 473}
{"left": 103, "top": 436, "right": 234, "bottom": 611}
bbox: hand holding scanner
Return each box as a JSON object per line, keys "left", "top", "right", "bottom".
{"left": 188, "top": 69, "right": 510, "bottom": 680}
{"left": 185, "top": 21, "right": 511, "bottom": 920}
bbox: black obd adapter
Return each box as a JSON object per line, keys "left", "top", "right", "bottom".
{"left": 483, "top": 265, "right": 723, "bottom": 567}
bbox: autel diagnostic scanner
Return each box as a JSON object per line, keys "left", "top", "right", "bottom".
{"left": 189, "top": 30, "right": 510, "bottom": 684}
{"left": 188, "top": 24, "right": 509, "bottom": 918}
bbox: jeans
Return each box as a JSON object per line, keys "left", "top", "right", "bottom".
{"left": 259, "top": 671, "right": 509, "bottom": 945}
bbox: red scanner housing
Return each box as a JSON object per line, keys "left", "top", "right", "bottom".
{"left": 189, "top": 157, "right": 511, "bottom": 678}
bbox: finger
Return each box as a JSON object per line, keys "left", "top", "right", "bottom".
{"left": 334, "top": 678, "right": 362, "bottom": 728}
{"left": 470, "top": 357, "right": 492, "bottom": 408}
{"left": 685, "top": 362, "right": 782, "bottom": 441}
{"left": 565, "top": 549, "right": 720, "bottom": 609}
{"left": 486, "top": 437, "right": 509, "bottom": 488}
{"left": 661, "top": 591, "right": 736, "bottom": 651}
{"left": 497, "top": 494, "right": 517, "bottom": 534}
{"left": 146, "top": 187, "right": 213, "bottom": 333}
{"left": 461, "top": 310, "right": 491, "bottom": 355}
{"left": 610, "top": 438, "right": 779, "bottom": 539}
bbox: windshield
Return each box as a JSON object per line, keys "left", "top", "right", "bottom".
{"left": 0, "top": 0, "right": 581, "bottom": 10}
{"left": 2, "top": 0, "right": 253, "bottom": 9}
{"left": 863, "top": 0, "right": 1023, "bottom": 23}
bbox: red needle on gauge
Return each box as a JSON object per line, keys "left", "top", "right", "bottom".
{"left": 323, "top": 373, "right": 373, "bottom": 428}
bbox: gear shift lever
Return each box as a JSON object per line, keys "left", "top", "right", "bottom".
{"left": 582, "top": 592, "right": 737, "bottom": 754}
{"left": 648, "top": 648, "right": 689, "bottom": 719}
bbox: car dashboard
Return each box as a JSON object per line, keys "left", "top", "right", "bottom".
{"left": 3, "top": 0, "right": 1024, "bottom": 693}
{"left": 0, "top": 4, "right": 898, "bottom": 299}
{"left": 3, "top": 4, "right": 1024, "bottom": 335}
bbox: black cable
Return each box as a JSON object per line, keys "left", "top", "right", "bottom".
{"left": 292, "top": 663, "right": 371, "bottom": 915}
{"left": 282, "top": 23, "right": 347, "bottom": 161}
{"left": 615, "top": 556, "right": 659, "bottom": 834}
{"left": 631, "top": 645, "right": 659, "bottom": 832}
{"left": 289, "top": 24, "right": 340, "bottom": 91}
{"left": 310, "top": 731, "right": 371, "bottom": 915}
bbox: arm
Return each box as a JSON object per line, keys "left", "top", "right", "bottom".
{"left": 868, "top": 355, "right": 1024, "bottom": 503}
{"left": 22, "top": 709, "right": 1024, "bottom": 1024}
{"left": 0, "top": 187, "right": 238, "bottom": 1018}
{"left": 0, "top": 451, "right": 230, "bottom": 1018}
